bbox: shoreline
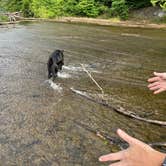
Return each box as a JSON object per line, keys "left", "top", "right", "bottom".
{"left": 1, "top": 17, "right": 166, "bottom": 29}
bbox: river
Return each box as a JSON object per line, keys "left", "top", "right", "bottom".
{"left": 0, "top": 22, "right": 166, "bottom": 165}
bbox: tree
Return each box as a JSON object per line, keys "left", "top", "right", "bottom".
{"left": 126, "top": 0, "right": 151, "bottom": 9}
{"left": 75, "top": 0, "right": 100, "bottom": 17}
{"left": 22, "top": 0, "right": 33, "bottom": 17}
{"left": 1, "top": 0, "right": 22, "bottom": 11}
{"left": 31, "top": 0, "right": 64, "bottom": 18}
{"left": 151, "top": 0, "right": 166, "bottom": 10}
{"left": 95, "top": 0, "right": 112, "bottom": 7}
{"left": 109, "top": 0, "right": 129, "bottom": 20}
{"left": 63, "top": 0, "right": 78, "bottom": 16}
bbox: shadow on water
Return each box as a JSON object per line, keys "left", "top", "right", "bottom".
{"left": 0, "top": 22, "right": 166, "bottom": 165}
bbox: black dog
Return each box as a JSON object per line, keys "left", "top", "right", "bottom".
{"left": 47, "top": 50, "right": 64, "bottom": 81}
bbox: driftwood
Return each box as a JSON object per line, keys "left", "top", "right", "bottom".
{"left": 3, "top": 12, "right": 22, "bottom": 22}
{"left": 74, "top": 121, "right": 166, "bottom": 150}
{"left": 71, "top": 88, "right": 166, "bottom": 126}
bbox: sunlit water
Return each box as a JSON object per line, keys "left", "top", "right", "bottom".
{"left": 0, "top": 22, "right": 166, "bottom": 165}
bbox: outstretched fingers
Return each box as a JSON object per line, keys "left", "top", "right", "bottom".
{"left": 148, "top": 76, "right": 161, "bottom": 83}
{"left": 149, "top": 85, "right": 161, "bottom": 91}
{"left": 117, "top": 129, "right": 139, "bottom": 145}
{"left": 99, "top": 151, "right": 124, "bottom": 162}
{"left": 154, "top": 88, "right": 165, "bottom": 94}
{"left": 148, "top": 81, "right": 160, "bottom": 88}
{"left": 154, "top": 72, "right": 166, "bottom": 79}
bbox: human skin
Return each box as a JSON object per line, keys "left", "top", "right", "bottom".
{"left": 99, "top": 72, "right": 166, "bottom": 166}
{"left": 99, "top": 129, "right": 166, "bottom": 166}
{"left": 148, "top": 72, "right": 166, "bottom": 94}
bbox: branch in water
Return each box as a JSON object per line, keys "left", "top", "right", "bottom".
{"left": 71, "top": 88, "right": 166, "bottom": 126}
{"left": 81, "top": 64, "right": 104, "bottom": 98}
{"left": 74, "top": 120, "right": 166, "bottom": 150}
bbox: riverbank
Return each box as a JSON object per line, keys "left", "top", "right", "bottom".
{"left": 41, "top": 17, "right": 166, "bottom": 29}
{"left": 1, "top": 16, "right": 166, "bottom": 29}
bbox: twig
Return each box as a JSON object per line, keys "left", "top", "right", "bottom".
{"left": 81, "top": 64, "right": 104, "bottom": 98}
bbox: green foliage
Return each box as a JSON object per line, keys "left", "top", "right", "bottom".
{"left": 75, "top": 0, "right": 99, "bottom": 17}
{"left": 22, "top": 0, "right": 33, "bottom": 17}
{"left": 63, "top": 0, "right": 78, "bottom": 16}
{"left": 2, "top": 0, "right": 22, "bottom": 11}
{"left": 31, "top": 0, "right": 64, "bottom": 18}
{"left": 109, "top": 0, "right": 129, "bottom": 20}
{"left": 151, "top": 0, "right": 166, "bottom": 10}
{"left": 95, "top": 0, "right": 112, "bottom": 7}
{"left": 98, "top": 5, "right": 109, "bottom": 15}
{"left": 126, "top": 0, "right": 151, "bottom": 9}
{"left": 0, "top": 0, "right": 157, "bottom": 19}
{"left": 0, "top": 15, "right": 8, "bottom": 22}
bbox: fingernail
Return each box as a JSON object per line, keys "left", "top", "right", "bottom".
{"left": 99, "top": 157, "right": 102, "bottom": 161}
{"left": 117, "top": 128, "right": 122, "bottom": 133}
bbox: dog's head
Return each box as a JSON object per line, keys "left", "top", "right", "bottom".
{"left": 56, "top": 49, "right": 64, "bottom": 58}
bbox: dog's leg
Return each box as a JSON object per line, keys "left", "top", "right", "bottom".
{"left": 57, "top": 61, "right": 64, "bottom": 71}
{"left": 51, "top": 64, "right": 58, "bottom": 81}
{"left": 48, "top": 66, "right": 52, "bottom": 79}
{"left": 47, "top": 58, "right": 53, "bottom": 79}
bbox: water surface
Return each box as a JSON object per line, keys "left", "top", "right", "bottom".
{"left": 0, "top": 22, "right": 166, "bottom": 165}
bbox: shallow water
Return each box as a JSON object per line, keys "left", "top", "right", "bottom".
{"left": 0, "top": 22, "right": 166, "bottom": 165}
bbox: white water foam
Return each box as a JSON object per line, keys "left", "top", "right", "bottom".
{"left": 57, "top": 72, "right": 71, "bottom": 78}
{"left": 56, "top": 36, "right": 81, "bottom": 39}
{"left": 45, "top": 80, "right": 63, "bottom": 92}
{"left": 121, "top": 33, "right": 140, "bottom": 37}
{"left": 63, "top": 65, "right": 101, "bottom": 73}
{"left": 121, "top": 33, "right": 153, "bottom": 40}
{"left": 63, "top": 65, "right": 83, "bottom": 72}
{"left": 70, "top": 87, "right": 88, "bottom": 97}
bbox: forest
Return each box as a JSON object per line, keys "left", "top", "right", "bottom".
{"left": 0, "top": 0, "right": 166, "bottom": 20}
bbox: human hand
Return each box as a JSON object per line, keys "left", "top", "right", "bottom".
{"left": 153, "top": 72, "right": 166, "bottom": 80}
{"left": 99, "top": 129, "right": 165, "bottom": 166}
{"left": 148, "top": 72, "right": 166, "bottom": 94}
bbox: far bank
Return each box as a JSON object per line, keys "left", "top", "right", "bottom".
{"left": 1, "top": 16, "right": 166, "bottom": 30}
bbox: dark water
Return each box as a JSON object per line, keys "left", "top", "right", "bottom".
{"left": 0, "top": 22, "right": 166, "bottom": 165}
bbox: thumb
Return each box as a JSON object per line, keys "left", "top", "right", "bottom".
{"left": 154, "top": 72, "right": 164, "bottom": 78}
{"left": 117, "top": 129, "right": 141, "bottom": 145}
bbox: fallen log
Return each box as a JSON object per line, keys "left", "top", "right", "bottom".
{"left": 74, "top": 121, "right": 166, "bottom": 150}
{"left": 71, "top": 88, "right": 166, "bottom": 126}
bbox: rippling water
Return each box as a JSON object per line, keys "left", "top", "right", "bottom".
{"left": 0, "top": 22, "right": 166, "bottom": 165}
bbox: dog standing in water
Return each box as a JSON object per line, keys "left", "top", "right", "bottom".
{"left": 47, "top": 50, "right": 64, "bottom": 81}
